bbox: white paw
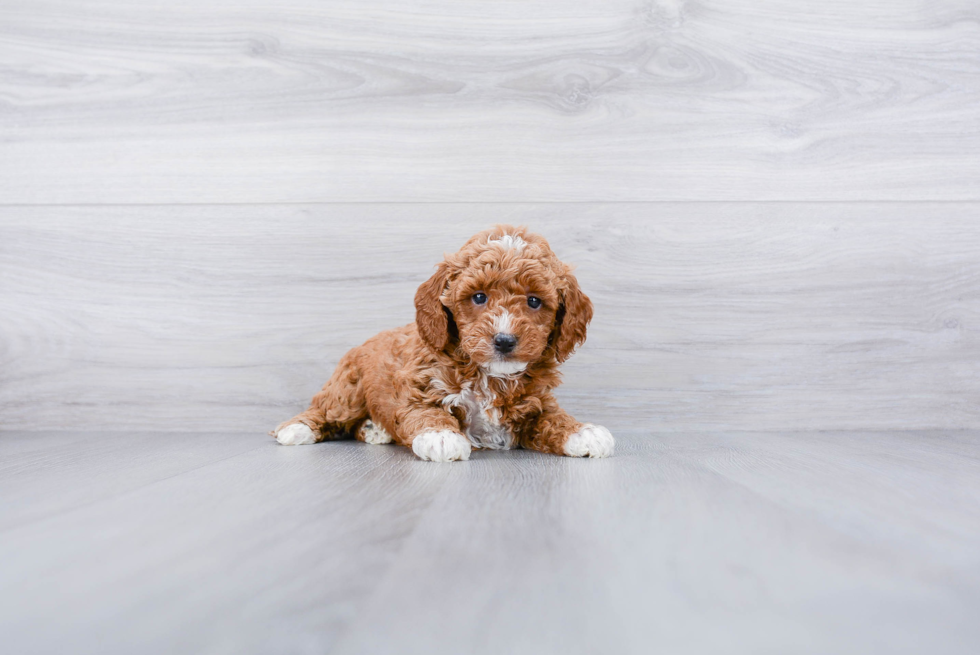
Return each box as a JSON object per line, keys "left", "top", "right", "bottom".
{"left": 276, "top": 423, "right": 318, "bottom": 446}
{"left": 358, "top": 420, "right": 393, "bottom": 445}
{"left": 563, "top": 424, "right": 614, "bottom": 458}
{"left": 411, "top": 430, "right": 471, "bottom": 462}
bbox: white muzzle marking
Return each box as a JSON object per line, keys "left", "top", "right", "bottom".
{"left": 484, "top": 360, "right": 527, "bottom": 377}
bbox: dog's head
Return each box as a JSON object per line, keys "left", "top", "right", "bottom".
{"left": 415, "top": 225, "right": 593, "bottom": 375}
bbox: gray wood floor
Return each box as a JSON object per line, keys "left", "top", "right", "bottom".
{"left": 2, "top": 0, "right": 980, "bottom": 652}
{"left": 2, "top": 429, "right": 979, "bottom": 655}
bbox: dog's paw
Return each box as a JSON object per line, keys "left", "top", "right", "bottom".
{"left": 276, "top": 423, "right": 318, "bottom": 446}
{"left": 412, "top": 430, "right": 471, "bottom": 462}
{"left": 563, "top": 424, "right": 615, "bottom": 458}
{"left": 358, "top": 420, "right": 393, "bottom": 445}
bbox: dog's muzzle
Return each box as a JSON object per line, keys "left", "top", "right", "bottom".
{"left": 493, "top": 333, "right": 518, "bottom": 355}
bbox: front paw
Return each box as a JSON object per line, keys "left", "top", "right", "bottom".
{"left": 563, "top": 424, "right": 614, "bottom": 458}
{"left": 275, "top": 423, "right": 318, "bottom": 446}
{"left": 411, "top": 430, "right": 471, "bottom": 462}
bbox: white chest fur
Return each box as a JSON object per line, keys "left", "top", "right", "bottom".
{"left": 438, "top": 378, "right": 516, "bottom": 450}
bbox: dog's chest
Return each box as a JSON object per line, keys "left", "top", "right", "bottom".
{"left": 450, "top": 386, "right": 516, "bottom": 451}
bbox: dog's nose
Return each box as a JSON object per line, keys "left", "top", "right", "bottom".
{"left": 493, "top": 333, "right": 518, "bottom": 354}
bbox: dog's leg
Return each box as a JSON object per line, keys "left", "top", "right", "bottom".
{"left": 390, "top": 405, "right": 471, "bottom": 462}
{"left": 273, "top": 351, "right": 367, "bottom": 445}
{"left": 356, "top": 420, "right": 392, "bottom": 445}
{"left": 519, "top": 394, "right": 614, "bottom": 458}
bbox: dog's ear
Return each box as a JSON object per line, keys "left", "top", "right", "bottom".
{"left": 552, "top": 270, "right": 593, "bottom": 363}
{"left": 415, "top": 261, "right": 452, "bottom": 352}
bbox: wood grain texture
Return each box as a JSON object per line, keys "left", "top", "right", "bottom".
{"left": 0, "top": 430, "right": 458, "bottom": 655}
{"left": 0, "top": 430, "right": 263, "bottom": 530}
{"left": 2, "top": 203, "right": 979, "bottom": 432}
{"left": 1, "top": 0, "right": 978, "bottom": 203}
{"left": 2, "top": 430, "right": 978, "bottom": 654}
{"left": 3, "top": 2, "right": 978, "bottom": 651}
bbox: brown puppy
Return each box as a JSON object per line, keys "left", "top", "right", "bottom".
{"left": 273, "top": 225, "right": 614, "bottom": 462}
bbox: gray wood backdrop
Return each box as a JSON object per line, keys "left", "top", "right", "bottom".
{"left": 1, "top": 0, "right": 979, "bottom": 432}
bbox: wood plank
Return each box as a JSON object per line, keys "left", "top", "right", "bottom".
{"left": 0, "top": 430, "right": 264, "bottom": 530}
{"left": 2, "top": 203, "right": 978, "bottom": 432}
{"left": 332, "top": 431, "right": 980, "bottom": 655}
{"left": 4, "top": 431, "right": 975, "bottom": 654}
{"left": 0, "top": 432, "right": 455, "bottom": 655}
{"left": 0, "top": 0, "right": 978, "bottom": 202}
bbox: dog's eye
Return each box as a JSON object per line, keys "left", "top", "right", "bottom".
{"left": 527, "top": 296, "right": 542, "bottom": 310}
{"left": 472, "top": 292, "right": 488, "bottom": 305}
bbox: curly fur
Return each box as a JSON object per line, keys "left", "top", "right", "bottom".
{"left": 273, "top": 225, "right": 613, "bottom": 461}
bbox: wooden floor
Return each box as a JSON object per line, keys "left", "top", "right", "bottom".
{"left": 0, "top": 429, "right": 977, "bottom": 654}
{"left": 3, "top": 0, "right": 980, "bottom": 652}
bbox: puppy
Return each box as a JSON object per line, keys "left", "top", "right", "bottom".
{"left": 273, "top": 225, "right": 614, "bottom": 462}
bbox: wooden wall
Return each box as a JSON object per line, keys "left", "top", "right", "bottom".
{"left": 1, "top": 0, "right": 978, "bottom": 432}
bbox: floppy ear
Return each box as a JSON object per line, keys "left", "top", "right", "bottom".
{"left": 415, "top": 261, "right": 452, "bottom": 352}
{"left": 552, "top": 270, "right": 594, "bottom": 363}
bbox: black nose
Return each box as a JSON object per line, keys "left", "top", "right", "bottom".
{"left": 493, "top": 333, "right": 518, "bottom": 354}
